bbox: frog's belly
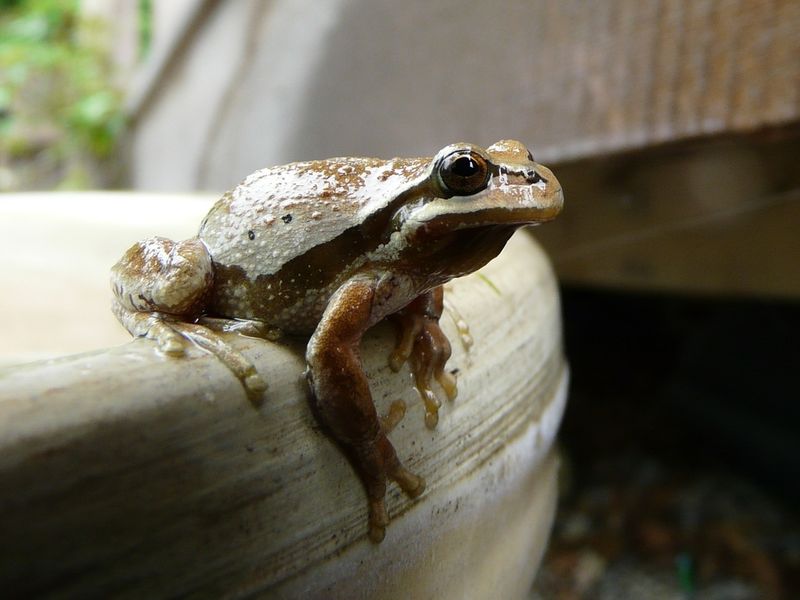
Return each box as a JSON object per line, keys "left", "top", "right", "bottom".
{"left": 208, "top": 261, "right": 433, "bottom": 336}
{"left": 208, "top": 264, "right": 339, "bottom": 335}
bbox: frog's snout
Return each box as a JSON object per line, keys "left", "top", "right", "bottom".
{"left": 557, "top": 187, "right": 565, "bottom": 211}
{"left": 549, "top": 184, "right": 565, "bottom": 214}
{"left": 535, "top": 164, "right": 564, "bottom": 217}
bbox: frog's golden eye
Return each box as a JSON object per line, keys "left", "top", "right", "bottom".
{"left": 437, "top": 151, "right": 490, "bottom": 197}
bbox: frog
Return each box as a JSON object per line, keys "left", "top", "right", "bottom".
{"left": 110, "top": 139, "right": 563, "bottom": 543}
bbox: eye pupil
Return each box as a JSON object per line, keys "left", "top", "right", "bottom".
{"left": 452, "top": 156, "right": 478, "bottom": 177}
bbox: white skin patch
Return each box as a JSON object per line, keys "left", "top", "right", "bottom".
{"left": 200, "top": 158, "right": 429, "bottom": 281}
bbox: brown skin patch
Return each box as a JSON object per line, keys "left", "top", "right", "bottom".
{"left": 208, "top": 222, "right": 517, "bottom": 332}
{"left": 208, "top": 229, "right": 367, "bottom": 331}
{"left": 392, "top": 224, "right": 518, "bottom": 284}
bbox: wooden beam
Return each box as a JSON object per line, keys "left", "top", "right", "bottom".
{"left": 537, "top": 134, "right": 800, "bottom": 297}
{"left": 532, "top": 0, "right": 800, "bottom": 162}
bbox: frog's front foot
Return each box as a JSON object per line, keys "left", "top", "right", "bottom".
{"left": 390, "top": 288, "right": 457, "bottom": 429}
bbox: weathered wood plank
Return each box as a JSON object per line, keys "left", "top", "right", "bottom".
{"left": 535, "top": 135, "right": 800, "bottom": 297}
{"left": 126, "top": 0, "right": 800, "bottom": 190}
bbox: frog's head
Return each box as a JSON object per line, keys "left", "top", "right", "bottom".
{"left": 388, "top": 140, "right": 562, "bottom": 244}
{"left": 416, "top": 139, "right": 563, "bottom": 230}
{"left": 385, "top": 140, "right": 562, "bottom": 280}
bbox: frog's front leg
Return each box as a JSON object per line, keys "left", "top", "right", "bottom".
{"left": 389, "top": 286, "right": 458, "bottom": 429}
{"left": 306, "top": 276, "right": 425, "bottom": 543}
{"left": 111, "top": 237, "right": 266, "bottom": 403}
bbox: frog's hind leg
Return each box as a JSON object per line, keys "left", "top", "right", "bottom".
{"left": 167, "top": 321, "right": 267, "bottom": 404}
{"left": 112, "top": 303, "right": 267, "bottom": 404}
{"left": 111, "top": 237, "right": 266, "bottom": 404}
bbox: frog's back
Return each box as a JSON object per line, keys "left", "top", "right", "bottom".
{"left": 199, "top": 157, "right": 428, "bottom": 278}
{"left": 198, "top": 156, "right": 429, "bottom": 330}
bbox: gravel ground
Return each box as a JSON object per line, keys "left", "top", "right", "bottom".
{"left": 532, "top": 289, "right": 800, "bottom": 599}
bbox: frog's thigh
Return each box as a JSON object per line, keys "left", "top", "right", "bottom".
{"left": 111, "top": 237, "right": 214, "bottom": 317}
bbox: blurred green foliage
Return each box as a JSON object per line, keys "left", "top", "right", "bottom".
{"left": 0, "top": 0, "right": 125, "bottom": 188}
{"left": 138, "top": 0, "right": 152, "bottom": 60}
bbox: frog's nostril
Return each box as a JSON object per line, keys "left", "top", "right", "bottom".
{"left": 526, "top": 170, "right": 546, "bottom": 185}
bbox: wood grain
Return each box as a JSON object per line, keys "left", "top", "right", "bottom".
{"left": 533, "top": 0, "right": 800, "bottom": 161}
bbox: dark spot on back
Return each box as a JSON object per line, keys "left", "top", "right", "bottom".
{"left": 282, "top": 214, "right": 293, "bottom": 224}
{"left": 247, "top": 230, "right": 255, "bottom": 240}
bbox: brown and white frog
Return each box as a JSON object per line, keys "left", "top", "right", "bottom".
{"left": 111, "top": 140, "right": 563, "bottom": 542}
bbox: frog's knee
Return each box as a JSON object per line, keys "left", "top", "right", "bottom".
{"left": 111, "top": 237, "right": 214, "bottom": 316}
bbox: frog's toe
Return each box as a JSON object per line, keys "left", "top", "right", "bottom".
{"left": 436, "top": 369, "right": 458, "bottom": 401}
{"left": 168, "top": 322, "right": 268, "bottom": 404}
{"left": 388, "top": 349, "right": 407, "bottom": 372}
{"left": 424, "top": 407, "right": 439, "bottom": 429}
{"left": 145, "top": 320, "right": 189, "bottom": 356}
{"left": 415, "top": 386, "right": 442, "bottom": 429}
{"left": 159, "top": 336, "right": 186, "bottom": 356}
{"left": 244, "top": 372, "right": 268, "bottom": 404}
{"left": 392, "top": 466, "right": 425, "bottom": 499}
{"left": 199, "top": 316, "right": 280, "bottom": 340}
{"left": 368, "top": 499, "right": 389, "bottom": 543}
{"left": 369, "top": 524, "right": 386, "bottom": 544}
{"left": 380, "top": 400, "right": 406, "bottom": 433}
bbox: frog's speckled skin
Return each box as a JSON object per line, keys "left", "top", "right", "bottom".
{"left": 111, "top": 140, "right": 563, "bottom": 542}
{"left": 199, "top": 156, "right": 431, "bottom": 333}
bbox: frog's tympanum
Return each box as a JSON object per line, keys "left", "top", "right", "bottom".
{"left": 111, "top": 140, "right": 563, "bottom": 542}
